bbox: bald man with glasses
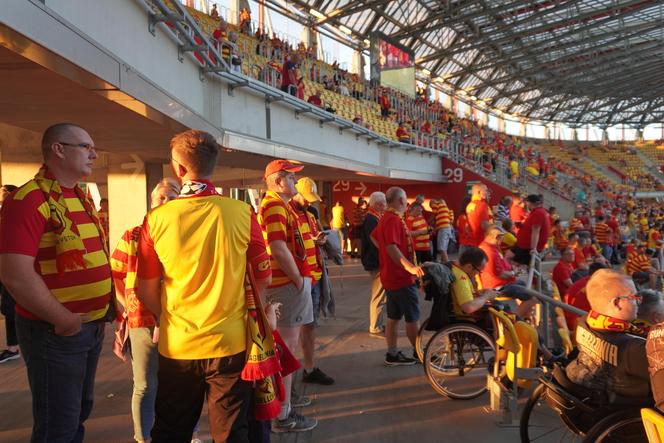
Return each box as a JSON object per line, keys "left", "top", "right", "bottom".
{"left": 566, "top": 269, "right": 651, "bottom": 403}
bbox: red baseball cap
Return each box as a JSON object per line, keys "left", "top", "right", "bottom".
{"left": 264, "top": 159, "right": 304, "bottom": 179}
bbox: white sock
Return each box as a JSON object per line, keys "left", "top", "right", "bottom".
{"left": 278, "top": 403, "right": 291, "bottom": 420}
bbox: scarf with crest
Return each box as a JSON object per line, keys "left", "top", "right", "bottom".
{"left": 586, "top": 310, "right": 649, "bottom": 337}
{"left": 387, "top": 207, "right": 416, "bottom": 264}
{"left": 33, "top": 165, "right": 108, "bottom": 275}
{"left": 179, "top": 180, "right": 296, "bottom": 420}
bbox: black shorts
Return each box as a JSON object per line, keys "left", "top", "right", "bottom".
{"left": 385, "top": 285, "right": 420, "bottom": 323}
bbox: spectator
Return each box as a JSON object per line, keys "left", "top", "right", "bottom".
{"left": 350, "top": 197, "right": 367, "bottom": 257}
{"left": 331, "top": 201, "right": 346, "bottom": 253}
{"left": 372, "top": 187, "right": 423, "bottom": 366}
{"left": 0, "top": 184, "right": 19, "bottom": 364}
{"left": 239, "top": 7, "right": 252, "bottom": 35}
{"left": 430, "top": 198, "right": 452, "bottom": 263}
{"left": 321, "top": 75, "right": 334, "bottom": 91}
{"left": 509, "top": 193, "right": 527, "bottom": 231}
{"left": 257, "top": 159, "right": 318, "bottom": 432}
{"left": 307, "top": 90, "right": 323, "bottom": 108}
{"left": 512, "top": 194, "right": 551, "bottom": 266}
{"left": 361, "top": 192, "right": 387, "bottom": 336}
{"left": 296, "top": 76, "right": 305, "bottom": 100}
{"left": 563, "top": 262, "right": 607, "bottom": 332}
{"left": 626, "top": 243, "right": 662, "bottom": 289}
{"left": 136, "top": 131, "right": 273, "bottom": 441}
{"left": 210, "top": 3, "right": 219, "bottom": 19}
{"left": 396, "top": 122, "right": 411, "bottom": 143}
{"left": 111, "top": 178, "right": 180, "bottom": 443}
{"left": 379, "top": 90, "right": 390, "bottom": 118}
{"left": 466, "top": 183, "right": 493, "bottom": 247}
{"left": 338, "top": 82, "right": 350, "bottom": 96}
{"left": 228, "top": 32, "right": 242, "bottom": 73}
{"left": 450, "top": 247, "right": 498, "bottom": 317}
{"left": 637, "top": 289, "right": 664, "bottom": 329}
{"left": 291, "top": 177, "right": 335, "bottom": 386}
{"left": 406, "top": 203, "right": 431, "bottom": 264}
{"left": 553, "top": 247, "right": 576, "bottom": 299}
{"left": 281, "top": 54, "right": 299, "bottom": 96}
{"left": 566, "top": 270, "right": 649, "bottom": 401}
{"left": 352, "top": 114, "right": 363, "bottom": 125}
{"left": 495, "top": 195, "right": 512, "bottom": 222}
{"left": 479, "top": 225, "right": 536, "bottom": 318}
{"left": 595, "top": 215, "right": 613, "bottom": 261}
{"left": 0, "top": 123, "right": 111, "bottom": 441}
{"left": 457, "top": 195, "right": 473, "bottom": 255}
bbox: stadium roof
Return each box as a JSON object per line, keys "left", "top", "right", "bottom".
{"left": 284, "top": 0, "right": 664, "bottom": 127}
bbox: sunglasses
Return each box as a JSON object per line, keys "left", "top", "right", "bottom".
{"left": 615, "top": 293, "right": 642, "bottom": 305}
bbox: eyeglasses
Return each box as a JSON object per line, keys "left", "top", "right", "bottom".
{"left": 59, "top": 142, "right": 96, "bottom": 153}
{"left": 615, "top": 293, "right": 642, "bottom": 305}
{"left": 472, "top": 264, "right": 484, "bottom": 274}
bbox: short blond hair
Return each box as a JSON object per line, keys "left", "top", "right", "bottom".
{"left": 586, "top": 269, "right": 635, "bottom": 311}
{"left": 150, "top": 178, "right": 180, "bottom": 207}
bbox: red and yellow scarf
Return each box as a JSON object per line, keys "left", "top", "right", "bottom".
{"left": 34, "top": 165, "right": 108, "bottom": 275}
{"left": 586, "top": 310, "right": 649, "bottom": 337}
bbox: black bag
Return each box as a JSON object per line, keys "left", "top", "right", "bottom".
{"left": 231, "top": 55, "right": 242, "bottom": 66}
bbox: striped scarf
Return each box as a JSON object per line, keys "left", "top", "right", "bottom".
{"left": 33, "top": 165, "right": 108, "bottom": 275}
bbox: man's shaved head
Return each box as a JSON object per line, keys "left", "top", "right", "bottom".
{"left": 41, "top": 123, "right": 85, "bottom": 159}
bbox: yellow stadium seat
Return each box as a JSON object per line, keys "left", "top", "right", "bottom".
{"left": 489, "top": 308, "right": 538, "bottom": 388}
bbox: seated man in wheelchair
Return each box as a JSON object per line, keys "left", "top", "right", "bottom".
{"left": 449, "top": 246, "right": 500, "bottom": 321}
{"left": 565, "top": 268, "right": 651, "bottom": 403}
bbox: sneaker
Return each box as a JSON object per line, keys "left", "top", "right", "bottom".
{"left": 302, "top": 367, "right": 335, "bottom": 385}
{"left": 272, "top": 410, "right": 318, "bottom": 433}
{"left": 290, "top": 388, "right": 312, "bottom": 408}
{"left": 384, "top": 351, "right": 416, "bottom": 367}
{"left": 0, "top": 350, "right": 19, "bottom": 363}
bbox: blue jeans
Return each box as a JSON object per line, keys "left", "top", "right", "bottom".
{"left": 129, "top": 327, "right": 159, "bottom": 441}
{"left": 16, "top": 315, "right": 104, "bottom": 443}
{"left": 600, "top": 244, "right": 613, "bottom": 261}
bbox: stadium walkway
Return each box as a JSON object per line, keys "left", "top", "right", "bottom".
{"left": 0, "top": 259, "right": 526, "bottom": 442}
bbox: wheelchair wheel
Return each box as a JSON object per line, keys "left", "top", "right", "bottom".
{"left": 581, "top": 409, "right": 646, "bottom": 443}
{"left": 520, "top": 383, "right": 583, "bottom": 442}
{"left": 415, "top": 317, "right": 435, "bottom": 362}
{"left": 423, "top": 323, "right": 495, "bottom": 400}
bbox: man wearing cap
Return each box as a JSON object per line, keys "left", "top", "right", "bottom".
{"left": 258, "top": 160, "right": 317, "bottom": 432}
{"left": 290, "top": 177, "right": 335, "bottom": 386}
{"left": 512, "top": 194, "right": 551, "bottom": 266}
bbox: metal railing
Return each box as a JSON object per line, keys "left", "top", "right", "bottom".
{"left": 136, "top": 0, "right": 449, "bottom": 159}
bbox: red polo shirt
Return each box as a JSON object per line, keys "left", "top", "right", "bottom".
{"left": 564, "top": 276, "right": 590, "bottom": 331}
{"left": 372, "top": 210, "right": 415, "bottom": 291}
{"left": 466, "top": 198, "right": 492, "bottom": 246}
{"left": 479, "top": 241, "right": 515, "bottom": 289}
{"left": 552, "top": 260, "right": 574, "bottom": 298}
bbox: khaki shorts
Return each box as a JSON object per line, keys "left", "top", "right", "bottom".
{"left": 265, "top": 278, "right": 313, "bottom": 327}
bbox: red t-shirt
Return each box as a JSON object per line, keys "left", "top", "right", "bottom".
{"left": 281, "top": 60, "right": 296, "bottom": 89}
{"left": 307, "top": 95, "right": 322, "bottom": 107}
{"left": 552, "top": 260, "right": 574, "bottom": 298}
{"left": 371, "top": 211, "right": 415, "bottom": 291}
{"left": 564, "top": 276, "right": 590, "bottom": 332}
{"left": 457, "top": 214, "right": 472, "bottom": 246}
{"left": 516, "top": 207, "right": 551, "bottom": 251}
{"left": 478, "top": 241, "right": 514, "bottom": 289}
{"left": 466, "top": 199, "right": 492, "bottom": 246}
{"left": 510, "top": 204, "right": 527, "bottom": 228}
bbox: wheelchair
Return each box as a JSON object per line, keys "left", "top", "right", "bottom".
{"left": 520, "top": 365, "right": 650, "bottom": 442}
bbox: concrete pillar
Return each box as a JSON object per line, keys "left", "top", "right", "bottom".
{"left": 572, "top": 128, "right": 578, "bottom": 141}
{"left": 108, "top": 156, "right": 149, "bottom": 250}
{"left": 636, "top": 128, "right": 644, "bottom": 141}
{"left": 352, "top": 49, "right": 365, "bottom": 78}
{"left": 0, "top": 122, "right": 42, "bottom": 186}
{"left": 228, "top": 0, "right": 240, "bottom": 25}
{"left": 602, "top": 129, "right": 609, "bottom": 144}
{"left": 519, "top": 120, "right": 526, "bottom": 138}
{"left": 545, "top": 126, "right": 551, "bottom": 140}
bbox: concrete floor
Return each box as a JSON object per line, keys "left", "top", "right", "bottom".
{"left": 0, "top": 259, "right": 544, "bottom": 442}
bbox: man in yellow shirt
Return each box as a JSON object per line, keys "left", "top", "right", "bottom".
{"left": 450, "top": 247, "right": 499, "bottom": 318}
{"left": 331, "top": 201, "right": 347, "bottom": 253}
{"left": 137, "top": 130, "right": 272, "bottom": 442}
